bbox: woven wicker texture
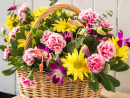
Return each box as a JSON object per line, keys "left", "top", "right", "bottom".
{"left": 17, "top": 68, "right": 103, "bottom": 98}
{"left": 17, "top": 4, "right": 103, "bottom": 98}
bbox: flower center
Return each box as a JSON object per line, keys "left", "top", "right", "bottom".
{"left": 74, "top": 61, "right": 82, "bottom": 69}
{"left": 55, "top": 70, "right": 62, "bottom": 79}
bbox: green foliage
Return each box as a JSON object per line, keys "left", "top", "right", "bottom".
{"left": 0, "top": 45, "right": 7, "bottom": 51}
{"left": 108, "top": 57, "right": 129, "bottom": 72}
{"left": 60, "top": 11, "right": 68, "bottom": 20}
{"left": 27, "top": 69, "right": 34, "bottom": 81}
{"left": 97, "top": 73, "right": 115, "bottom": 92}
{"left": 88, "top": 74, "right": 99, "bottom": 91}
{"left": 39, "top": 25, "right": 49, "bottom": 32}
{"left": 83, "top": 36, "right": 100, "bottom": 54}
{"left": 32, "top": 30, "right": 44, "bottom": 47}
{"left": 102, "top": 63, "right": 111, "bottom": 73}
{"left": 63, "top": 37, "right": 83, "bottom": 54}
{"left": 16, "top": 26, "right": 26, "bottom": 40}
{"left": 2, "top": 65, "right": 20, "bottom": 76}
{"left": 49, "top": 0, "right": 58, "bottom": 6}
{"left": 10, "top": 38, "right": 18, "bottom": 49}
{"left": 9, "top": 56, "right": 21, "bottom": 66}
{"left": 21, "top": 65, "right": 30, "bottom": 71}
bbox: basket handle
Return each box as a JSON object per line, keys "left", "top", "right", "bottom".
{"left": 24, "top": 4, "right": 81, "bottom": 52}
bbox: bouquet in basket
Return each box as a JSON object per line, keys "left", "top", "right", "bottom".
{"left": 1, "top": 2, "right": 130, "bottom": 93}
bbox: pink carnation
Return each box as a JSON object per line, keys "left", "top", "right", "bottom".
{"left": 9, "top": 26, "right": 19, "bottom": 39}
{"left": 23, "top": 48, "right": 37, "bottom": 66}
{"left": 78, "top": 8, "right": 99, "bottom": 25}
{"left": 18, "top": 3, "right": 28, "bottom": 15}
{"left": 20, "top": 12, "right": 26, "bottom": 23}
{"left": 4, "top": 46, "right": 11, "bottom": 59}
{"left": 87, "top": 54, "right": 105, "bottom": 73}
{"left": 98, "top": 21, "right": 110, "bottom": 28}
{"left": 47, "top": 33, "right": 66, "bottom": 54}
{"left": 40, "top": 30, "right": 54, "bottom": 44}
{"left": 19, "top": 77, "right": 36, "bottom": 88}
{"left": 97, "top": 41, "right": 116, "bottom": 61}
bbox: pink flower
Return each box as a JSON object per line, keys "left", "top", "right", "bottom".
{"left": 81, "top": 45, "right": 90, "bottom": 57}
{"left": 78, "top": 8, "right": 99, "bottom": 25}
{"left": 20, "top": 12, "right": 26, "bottom": 23}
{"left": 47, "top": 33, "right": 66, "bottom": 54}
{"left": 4, "top": 46, "right": 11, "bottom": 59}
{"left": 40, "top": 30, "right": 54, "bottom": 44}
{"left": 98, "top": 21, "right": 110, "bottom": 28}
{"left": 7, "top": 5, "right": 17, "bottom": 11}
{"left": 18, "top": 3, "right": 28, "bottom": 15}
{"left": 9, "top": 26, "right": 19, "bottom": 39}
{"left": 23, "top": 48, "right": 37, "bottom": 66}
{"left": 97, "top": 41, "right": 116, "bottom": 61}
{"left": 87, "top": 54, "right": 105, "bottom": 73}
{"left": 19, "top": 77, "right": 36, "bottom": 88}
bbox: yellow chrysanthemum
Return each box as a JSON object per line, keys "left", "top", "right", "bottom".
{"left": 18, "top": 31, "right": 34, "bottom": 48}
{"left": 52, "top": 18, "right": 77, "bottom": 33}
{"left": 4, "top": 15, "right": 20, "bottom": 31}
{"left": 108, "top": 37, "right": 130, "bottom": 62}
{"left": 61, "top": 49, "right": 89, "bottom": 81}
{"left": 32, "top": 6, "right": 48, "bottom": 19}
{"left": 56, "top": 11, "right": 74, "bottom": 17}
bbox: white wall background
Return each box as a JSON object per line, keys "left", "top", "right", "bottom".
{"left": 0, "top": 0, "right": 130, "bottom": 95}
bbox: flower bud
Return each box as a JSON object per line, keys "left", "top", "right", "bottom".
{"left": 79, "top": 29, "right": 86, "bottom": 35}
{"left": 69, "top": 20, "right": 82, "bottom": 26}
{"left": 7, "top": 5, "right": 17, "bottom": 11}
{"left": 39, "top": 64, "right": 44, "bottom": 73}
{"left": 81, "top": 45, "right": 90, "bottom": 57}
{"left": 1, "top": 27, "right": 6, "bottom": 36}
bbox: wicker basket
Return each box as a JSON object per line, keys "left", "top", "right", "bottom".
{"left": 16, "top": 4, "right": 103, "bottom": 98}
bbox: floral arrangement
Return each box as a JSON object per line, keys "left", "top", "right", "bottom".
{"left": 1, "top": 2, "right": 130, "bottom": 92}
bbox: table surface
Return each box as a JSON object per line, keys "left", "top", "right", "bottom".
{"left": 101, "top": 89, "right": 130, "bottom": 98}
{"left": 13, "top": 90, "right": 130, "bottom": 98}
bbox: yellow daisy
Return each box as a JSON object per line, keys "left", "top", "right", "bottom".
{"left": 61, "top": 49, "right": 89, "bottom": 81}
{"left": 52, "top": 18, "right": 77, "bottom": 33}
{"left": 108, "top": 37, "right": 130, "bottom": 62}
{"left": 4, "top": 14, "right": 20, "bottom": 31}
{"left": 5, "top": 36, "right": 10, "bottom": 43}
{"left": 32, "top": 6, "right": 48, "bottom": 19}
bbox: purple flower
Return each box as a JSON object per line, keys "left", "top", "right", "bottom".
{"left": 117, "top": 30, "right": 130, "bottom": 48}
{"left": 7, "top": 5, "right": 17, "bottom": 11}
{"left": 83, "top": 23, "right": 95, "bottom": 35}
{"left": 47, "top": 59, "right": 66, "bottom": 86}
{"left": 36, "top": 45, "right": 51, "bottom": 61}
{"left": 62, "top": 32, "right": 73, "bottom": 44}
{"left": 81, "top": 45, "right": 90, "bottom": 57}
{"left": 20, "top": 12, "right": 26, "bottom": 23}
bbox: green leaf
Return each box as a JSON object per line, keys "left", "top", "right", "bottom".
{"left": 88, "top": 74, "right": 99, "bottom": 91}
{"left": 39, "top": 25, "right": 49, "bottom": 32}
{"left": 51, "top": 12, "right": 57, "bottom": 17}
{"left": 45, "top": 19, "right": 51, "bottom": 28}
{"left": 106, "top": 75, "right": 120, "bottom": 87}
{"left": 108, "top": 57, "right": 121, "bottom": 67}
{"left": 97, "top": 73, "right": 115, "bottom": 92}
{"left": 16, "top": 47, "right": 24, "bottom": 56}
{"left": 21, "top": 66, "right": 30, "bottom": 71}
{"left": 9, "top": 48, "right": 18, "bottom": 57}
{"left": 10, "top": 38, "right": 18, "bottom": 49}
{"left": 63, "top": 37, "right": 83, "bottom": 54}
{"left": 97, "top": 26, "right": 107, "bottom": 35}
{"left": 61, "top": 11, "right": 68, "bottom": 20}
{"left": 0, "top": 45, "right": 7, "bottom": 51}
{"left": 88, "top": 73, "right": 95, "bottom": 82}
{"left": 83, "top": 36, "right": 95, "bottom": 47}
{"left": 32, "top": 28, "right": 37, "bottom": 35}
{"left": 27, "top": 69, "right": 34, "bottom": 81}
{"left": 111, "top": 60, "right": 129, "bottom": 72}
{"left": 9, "top": 56, "right": 21, "bottom": 66}
{"left": 2, "top": 65, "right": 20, "bottom": 76}
{"left": 102, "top": 63, "right": 111, "bottom": 73}
{"left": 33, "top": 30, "right": 44, "bottom": 46}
